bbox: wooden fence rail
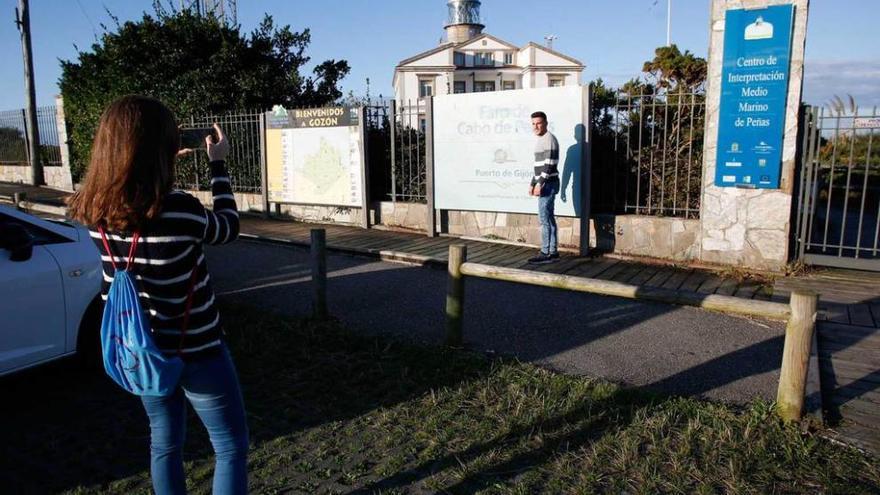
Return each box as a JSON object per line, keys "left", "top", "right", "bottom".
{"left": 443, "top": 244, "right": 818, "bottom": 422}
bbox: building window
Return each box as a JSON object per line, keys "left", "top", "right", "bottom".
{"left": 504, "top": 53, "right": 514, "bottom": 65}
{"left": 548, "top": 76, "right": 565, "bottom": 87}
{"left": 474, "top": 81, "right": 496, "bottom": 92}
{"left": 475, "top": 52, "right": 494, "bottom": 66}
{"left": 419, "top": 79, "right": 434, "bottom": 97}
{"left": 502, "top": 80, "right": 516, "bottom": 91}
{"left": 454, "top": 52, "right": 466, "bottom": 66}
{"left": 419, "top": 118, "right": 427, "bottom": 133}
{"left": 454, "top": 81, "right": 467, "bottom": 94}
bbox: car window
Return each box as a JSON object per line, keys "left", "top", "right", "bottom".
{"left": 0, "top": 212, "right": 73, "bottom": 246}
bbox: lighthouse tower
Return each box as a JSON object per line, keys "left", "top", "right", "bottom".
{"left": 444, "top": 0, "right": 484, "bottom": 43}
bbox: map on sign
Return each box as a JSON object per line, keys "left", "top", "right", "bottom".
{"left": 265, "top": 106, "right": 363, "bottom": 207}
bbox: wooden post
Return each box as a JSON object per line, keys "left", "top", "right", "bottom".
{"left": 13, "top": 192, "right": 27, "bottom": 211}
{"left": 310, "top": 229, "right": 328, "bottom": 319}
{"left": 445, "top": 244, "right": 467, "bottom": 346}
{"left": 776, "top": 291, "right": 819, "bottom": 422}
{"left": 16, "top": 0, "right": 44, "bottom": 186}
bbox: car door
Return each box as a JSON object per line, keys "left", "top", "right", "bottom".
{"left": 0, "top": 212, "right": 68, "bottom": 374}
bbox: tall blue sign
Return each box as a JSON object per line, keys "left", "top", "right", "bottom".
{"left": 715, "top": 5, "right": 794, "bottom": 189}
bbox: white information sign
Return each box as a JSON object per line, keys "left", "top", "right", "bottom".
{"left": 433, "top": 85, "right": 588, "bottom": 216}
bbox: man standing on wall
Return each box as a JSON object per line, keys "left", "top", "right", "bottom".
{"left": 528, "top": 111, "right": 560, "bottom": 264}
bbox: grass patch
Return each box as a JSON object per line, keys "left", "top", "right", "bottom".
{"left": 2, "top": 300, "right": 877, "bottom": 494}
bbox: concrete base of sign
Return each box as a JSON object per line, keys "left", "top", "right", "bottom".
{"left": 700, "top": 0, "right": 809, "bottom": 271}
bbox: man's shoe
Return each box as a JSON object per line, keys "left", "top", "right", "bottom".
{"left": 528, "top": 252, "right": 553, "bottom": 264}
{"left": 549, "top": 252, "right": 560, "bottom": 260}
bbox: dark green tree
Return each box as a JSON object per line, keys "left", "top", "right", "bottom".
{"left": 591, "top": 46, "right": 708, "bottom": 216}
{"left": 641, "top": 44, "right": 707, "bottom": 92}
{"left": 59, "top": 6, "right": 350, "bottom": 180}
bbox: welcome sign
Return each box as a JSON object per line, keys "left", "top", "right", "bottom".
{"left": 715, "top": 5, "right": 794, "bottom": 189}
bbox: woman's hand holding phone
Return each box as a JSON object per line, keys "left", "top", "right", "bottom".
{"left": 206, "top": 123, "right": 229, "bottom": 162}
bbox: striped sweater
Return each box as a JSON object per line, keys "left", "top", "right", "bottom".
{"left": 530, "top": 131, "right": 560, "bottom": 187}
{"left": 89, "top": 160, "right": 239, "bottom": 357}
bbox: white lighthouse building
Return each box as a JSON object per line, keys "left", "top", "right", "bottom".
{"left": 393, "top": 0, "right": 585, "bottom": 108}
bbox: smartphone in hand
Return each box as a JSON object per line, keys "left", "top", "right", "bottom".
{"left": 179, "top": 127, "right": 216, "bottom": 150}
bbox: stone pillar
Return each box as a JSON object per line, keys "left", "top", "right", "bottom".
{"left": 700, "top": 0, "right": 809, "bottom": 270}
{"left": 54, "top": 95, "right": 74, "bottom": 191}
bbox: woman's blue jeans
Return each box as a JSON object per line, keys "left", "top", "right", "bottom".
{"left": 538, "top": 180, "right": 559, "bottom": 255}
{"left": 140, "top": 344, "right": 249, "bottom": 494}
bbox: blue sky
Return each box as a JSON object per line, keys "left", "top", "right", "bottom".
{"left": 1, "top": 0, "right": 878, "bottom": 110}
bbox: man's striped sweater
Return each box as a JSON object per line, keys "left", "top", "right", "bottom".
{"left": 530, "top": 131, "right": 560, "bottom": 188}
{"left": 89, "top": 160, "right": 239, "bottom": 357}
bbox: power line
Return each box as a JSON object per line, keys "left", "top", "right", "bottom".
{"left": 73, "top": 0, "right": 99, "bottom": 39}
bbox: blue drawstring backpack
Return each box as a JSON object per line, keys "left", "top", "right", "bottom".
{"left": 98, "top": 227, "right": 196, "bottom": 396}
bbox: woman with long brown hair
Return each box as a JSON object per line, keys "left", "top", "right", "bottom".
{"left": 68, "top": 95, "right": 248, "bottom": 494}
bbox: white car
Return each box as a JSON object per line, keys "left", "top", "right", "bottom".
{"left": 0, "top": 204, "right": 102, "bottom": 376}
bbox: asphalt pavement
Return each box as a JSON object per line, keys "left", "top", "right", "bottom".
{"left": 206, "top": 239, "right": 786, "bottom": 405}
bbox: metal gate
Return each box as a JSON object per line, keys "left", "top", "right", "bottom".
{"left": 795, "top": 104, "right": 880, "bottom": 271}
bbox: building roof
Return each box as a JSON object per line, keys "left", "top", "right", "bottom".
{"left": 396, "top": 42, "right": 456, "bottom": 67}
{"left": 455, "top": 33, "right": 520, "bottom": 51}
{"left": 524, "top": 42, "right": 585, "bottom": 68}
{"left": 396, "top": 33, "right": 584, "bottom": 69}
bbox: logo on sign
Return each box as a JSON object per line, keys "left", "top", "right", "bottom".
{"left": 758, "top": 159, "right": 767, "bottom": 167}
{"left": 730, "top": 142, "right": 741, "bottom": 153}
{"left": 754, "top": 141, "right": 774, "bottom": 154}
{"left": 745, "top": 17, "right": 774, "bottom": 40}
{"left": 760, "top": 175, "right": 771, "bottom": 184}
{"left": 743, "top": 176, "right": 752, "bottom": 184}
{"left": 722, "top": 175, "right": 736, "bottom": 183}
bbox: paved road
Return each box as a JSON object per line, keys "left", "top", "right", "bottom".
{"left": 207, "top": 239, "right": 786, "bottom": 405}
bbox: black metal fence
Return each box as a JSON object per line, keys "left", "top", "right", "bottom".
{"left": 375, "top": 99, "right": 428, "bottom": 203}
{"left": 176, "top": 109, "right": 264, "bottom": 193}
{"left": 0, "top": 106, "right": 63, "bottom": 167}
{"left": 592, "top": 88, "right": 706, "bottom": 218}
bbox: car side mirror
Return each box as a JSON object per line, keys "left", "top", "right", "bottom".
{"left": 1, "top": 223, "right": 34, "bottom": 262}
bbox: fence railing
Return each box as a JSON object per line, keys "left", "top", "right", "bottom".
{"left": 0, "top": 106, "right": 62, "bottom": 167}
{"left": 795, "top": 104, "right": 880, "bottom": 267}
{"left": 372, "top": 99, "right": 428, "bottom": 203}
{"left": 176, "top": 109, "right": 264, "bottom": 193}
{"left": 443, "top": 243, "right": 817, "bottom": 421}
{"left": 592, "top": 88, "right": 706, "bottom": 219}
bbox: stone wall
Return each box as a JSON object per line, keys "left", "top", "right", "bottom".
{"left": 595, "top": 214, "right": 701, "bottom": 261}
{"left": 372, "top": 200, "right": 702, "bottom": 259}
{"left": 187, "top": 190, "right": 365, "bottom": 226}
{"left": 0, "top": 164, "right": 72, "bottom": 191}
{"left": 700, "top": 0, "right": 809, "bottom": 270}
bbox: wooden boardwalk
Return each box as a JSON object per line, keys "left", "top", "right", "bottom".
{"left": 776, "top": 272, "right": 880, "bottom": 453}
{"left": 240, "top": 216, "right": 880, "bottom": 454}
{"left": 241, "top": 217, "right": 778, "bottom": 300}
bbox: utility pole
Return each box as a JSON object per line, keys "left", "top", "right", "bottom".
{"left": 15, "top": 0, "right": 43, "bottom": 186}
{"left": 666, "top": 0, "right": 672, "bottom": 46}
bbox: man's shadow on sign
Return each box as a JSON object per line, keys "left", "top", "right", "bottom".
{"left": 560, "top": 123, "right": 586, "bottom": 218}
